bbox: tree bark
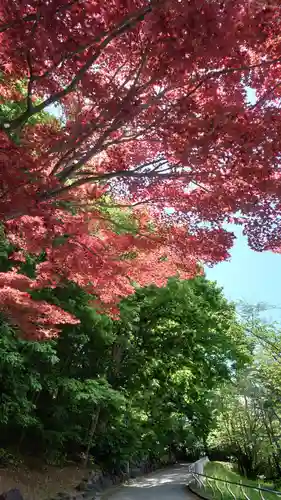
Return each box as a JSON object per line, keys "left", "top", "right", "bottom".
{"left": 84, "top": 405, "right": 101, "bottom": 466}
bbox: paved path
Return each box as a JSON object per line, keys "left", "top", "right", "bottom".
{"left": 104, "top": 464, "right": 196, "bottom": 500}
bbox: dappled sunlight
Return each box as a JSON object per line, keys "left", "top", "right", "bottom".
{"left": 129, "top": 470, "right": 189, "bottom": 488}
{"left": 107, "top": 465, "right": 195, "bottom": 499}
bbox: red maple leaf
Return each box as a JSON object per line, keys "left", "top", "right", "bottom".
{"left": 0, "top": 0, "right": 280, "bottom": 337}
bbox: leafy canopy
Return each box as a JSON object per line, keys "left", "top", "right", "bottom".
{"left": 0, "top": 1, "right": 280, "bottom": 337}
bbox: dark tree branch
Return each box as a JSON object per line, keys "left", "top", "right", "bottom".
{"left": 25, "top": 51, "right": 35, "bottom": 113}
{"left": 3, "top": 4, "right": 154, "bottom": 132}
{"left": 251, "top": 81, "right": 281, "bottom": 110}
{"left": 0, "top": 0, "right": 79, "bottom": 33}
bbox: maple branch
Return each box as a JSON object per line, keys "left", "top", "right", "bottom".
{"left": 2, "top": 4, "right": 155, "bottom": 132}
{"left": 2, "top": 0, "right": 281, "bottom": 136}
{"left": 31, "top": 30, "right": 121, "bottom": 83}
{"left": 47, "top": 53, "right": 281, "bottom": 184}
{"left": 57, "top": 108, "right": 143, "bottom": 182}
{"left": 251, "top": 81, "right": 281, "bottom": 110}
{"left": 84, "top": 169, "right": 186, "bottom": 183}
{"left": 70, "top": 238, "right": 106, "bottom": 257}
{"left": 51, "top": 52, "right": 150, "bottom": 178}
{"left": 39, "top": 167, "right": 191, "bottom": 202}
{"left": 0, "top": 0, "right": 79, "bottom": 33}
{"left": 51, "top": 86, "right": 168, "bottom": 181}
{"left": 32, "top": 13, "right": 149, "bottom": 84}
{"left": 95, "top": 198, "right": 155, "bottom": 208}
{"left": 52, "top": 107, "right": 163, "bottom": 180}
{"left": 78, "top": 158, "right": 167, "bottom": 178}
{"left": 22, "top": 9, "right": 42, "bottom": 117}
{"left": 211, "top": 55, "right": 281, "bottom": 79}
{"left": 57, "top": 123, "right": 119, "bottom": 182}
{"left": 51, "top": 147, "right": 77, "bottom": 176}
{"left": 25, "top": 51, "right": 36, "bottom": 114}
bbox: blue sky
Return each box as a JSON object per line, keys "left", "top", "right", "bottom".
{"left": 205, "top": 86, "right": 281, "bottom": 322}
{"left": 205, "top": 227, "right": 281, "bottom": 322}
{"left": 48, "top": 89, "right": 280, "bottom": 320}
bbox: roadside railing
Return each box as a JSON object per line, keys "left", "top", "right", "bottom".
{"left": 187, "top": 459, "right": 281, "bottom": 499}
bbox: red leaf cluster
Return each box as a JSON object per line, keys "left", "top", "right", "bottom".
{"left": 0, "top": 272, "right": 79, "bottom": 340}
{"left": 0, "top": 0, "right": 280, "bottom": 337}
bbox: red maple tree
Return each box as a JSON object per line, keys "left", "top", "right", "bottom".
{"left": 0, "top": 0, "right": 280, "bottom": 338}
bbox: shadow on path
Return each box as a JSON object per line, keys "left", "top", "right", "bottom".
{"left": 105, "top": 464, "right": 196, "bottom": 500}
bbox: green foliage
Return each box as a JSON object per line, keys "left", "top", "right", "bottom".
{"left": 0, "top": 78, "right": 60, "bottom": 142}
{"left": 98, "top": 198, "right": 139, "bottom": 235}
{"left": 191, "top": 462, "right": 279, "bottom": 500}
{"left": 0, "top": 98, "right": 55, "bottom": 126}
{"left": 0, "top": 272, "right": 249, "bottom": 470}
{"left": 209, "top": 305, "right": 281, "bottom": 483}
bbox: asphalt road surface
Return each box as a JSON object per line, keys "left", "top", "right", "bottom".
{"left": 104, "top": 464, "right": 196, "bottom": 500}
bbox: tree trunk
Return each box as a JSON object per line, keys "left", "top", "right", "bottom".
{"left": 84, "top": 405, "right": 101, "bottom": 466}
